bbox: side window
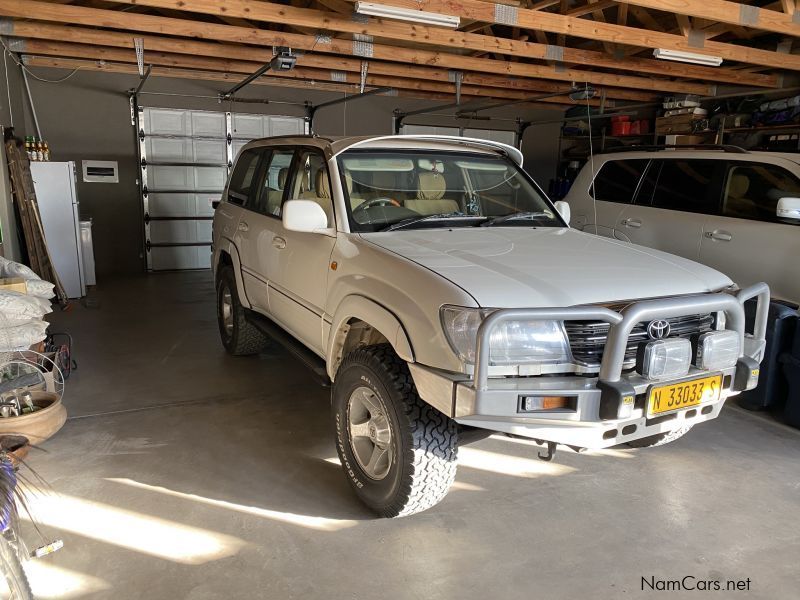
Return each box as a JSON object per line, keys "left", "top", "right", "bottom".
{"left": 591, "top": 160, "right": 649, "bottom": 204}
{"left": 650, "top": 159, "right": 720, "bottom": 214}
{"left": 252, "top": 148, "right": 295, "bottom": 217}
{"left": 227, "top": 149, "right": 262, "bottom": 206}
{"left": 288, "top": 150, "right": 333, "bottom": 227}
{"left": 722, "top": 162, "right": 800, "bottom": 223}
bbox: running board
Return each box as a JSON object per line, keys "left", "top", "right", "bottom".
{"left": 245, "top": 311, "right": 331, "bottom": 387}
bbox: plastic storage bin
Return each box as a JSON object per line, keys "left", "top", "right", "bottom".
{"left": 738, "top": 301, "right": 797, "bottom": 410}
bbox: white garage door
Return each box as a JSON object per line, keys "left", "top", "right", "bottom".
{"left": 400, "top": 124, "right": 516, "bottom": 147}
{"left": 137, "top": 107, "right": 305, "bottom": 270}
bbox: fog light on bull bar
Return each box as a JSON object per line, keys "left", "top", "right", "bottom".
{"left": 636, "top": 338, "right": 692, "bottom": 380}
{"left": 695, "top": 330, "right": 740, "bottom": 371}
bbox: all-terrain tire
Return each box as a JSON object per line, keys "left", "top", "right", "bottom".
{"left": 626, "top": 424, "right": 693, "bottom": 448}
{"left": 332, "top": 344, "right": 458, "bottom": 518}
{"left": 216, "top": 265, "right": 269, "bottom": 356}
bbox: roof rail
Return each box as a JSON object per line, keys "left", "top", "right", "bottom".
{"left": 602, "top": 144, "right": 748, "bottom": 154}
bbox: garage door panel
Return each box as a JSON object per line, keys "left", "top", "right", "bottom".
{"left": 149, "top": 166, "right": 191, "bottom": 191}
{"left": 190, "top": 111, "right": 226, "bottom": 137}
{"left": 193, "top": 167, "right": 227, "bottom": 191}
{"left": 149, "top": 193, "right": 193, "bottom": 218}
{"left": 144, "top": 108, "right": 191, "bottom": 136}
{"left": 150, "top": 246, "right": 211, "bottom": 270}
{"left": 140, "top": 106, "right": 303, "bottom": 271}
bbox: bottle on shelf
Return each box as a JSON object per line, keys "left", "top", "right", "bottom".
{"left": 35, "top": 139, "right": 44, "bottom": 162}
{"left": 42, "top": 141, "right": 50, "bottom": 162}
{"left": 24, "top": 137, "right": 33, "bottom": 161}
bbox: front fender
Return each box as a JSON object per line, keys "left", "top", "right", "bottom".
{"left": 326, "top": 295, "right": 414, "bottom": 381}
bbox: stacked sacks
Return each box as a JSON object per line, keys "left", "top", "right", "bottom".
{"left": 0, "top": 258, "right": 55, "bottom": 352}
{"left": 0, "top": 257, "right": 56, "bottom": 300}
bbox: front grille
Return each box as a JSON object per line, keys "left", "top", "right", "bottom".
{"left": 564, "top": 313, "right": 715, "bottom": 368}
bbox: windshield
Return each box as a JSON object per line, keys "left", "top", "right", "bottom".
{"left": 337, "top": 149, "right": 562, "bottom": 232}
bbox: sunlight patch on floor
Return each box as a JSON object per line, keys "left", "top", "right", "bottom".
{"left": 109, "top": 478, "right": 358, "bottom": 532}
{"left": 25, "top": 561, "right": 110, "bottom": 599}
{"left": 23, "top": 493, "right": 245, "bottom": 564}
{"left": 458, "top": 447, "right": 576, "bottom": 478}
{"left": 450, "top": 481, "right": 485, "bottom": 492}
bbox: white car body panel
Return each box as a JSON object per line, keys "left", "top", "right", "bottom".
{"left": 566, "top": 149, "right": 800, "bottom": 305}
{"left": 361, "top": 227, "right": 732, "bottom": 308}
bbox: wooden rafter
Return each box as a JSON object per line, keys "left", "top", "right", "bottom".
{"left": 25, "top": 0, "right": 779, "bottom": 88}
{"left": 613, "top": 0, "right": 800, "bottom": 38}
{"left": 0, "top": 1, "right": 733, "bottom": 94}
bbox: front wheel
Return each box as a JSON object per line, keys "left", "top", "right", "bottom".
{"left": 0, "top": 534, "right": 32, "bottom": 600}
{"left": 332, "top": 344, "right": 458, "bottom": 518}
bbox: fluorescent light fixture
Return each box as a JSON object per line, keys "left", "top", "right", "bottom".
{"left": 653, "top": 48, "right": 723, "bottom": 67}
{"left": 355, "top": 2, "right": 460, "bottom": 28}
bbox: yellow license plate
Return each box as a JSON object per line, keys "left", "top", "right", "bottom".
{"left": 648, "top": 374, "right": 723, "bottom": 417}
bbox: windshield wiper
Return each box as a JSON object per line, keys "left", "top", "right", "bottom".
{"left": 480, "top": 211, "right": 553, "bottom": 227}
{"left": 382, "top": 213, "right": 485, "bottom": 232}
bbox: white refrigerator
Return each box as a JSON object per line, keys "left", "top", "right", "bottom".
{"left": 29, "top": 161, "right": 86, "bottom": 298}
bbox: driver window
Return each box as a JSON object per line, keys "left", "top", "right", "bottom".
{"left": 288, "top": 151, "right": 334, "bottom": 227}
{"left": 723, "top": 162, "right": 800, "bottom": 223}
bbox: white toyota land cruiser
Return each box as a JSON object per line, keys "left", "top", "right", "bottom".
{"left": 211, "top": 135, "right": 769, "bottom": 518}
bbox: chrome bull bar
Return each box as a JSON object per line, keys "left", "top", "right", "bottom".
{"left": 474, "top": 283, "right": 770, "bottom": 393}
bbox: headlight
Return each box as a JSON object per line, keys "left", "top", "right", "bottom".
{"left": 439, "top": 305, "right": 571, "bottom": 365}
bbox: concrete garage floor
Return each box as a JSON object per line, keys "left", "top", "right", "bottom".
{"left": 24, "top": 271, "right": 800, "bottom": 599}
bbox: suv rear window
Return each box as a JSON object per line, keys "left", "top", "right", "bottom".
{"left": 591, "top": 159, "right": 649, "bottom": 204}
{"left": 649, "top": 159, "right": 720, "bottom": 214}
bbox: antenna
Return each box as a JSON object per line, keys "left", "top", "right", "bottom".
{"left": 584, "top": 83, "right": 599, "bottom": 235}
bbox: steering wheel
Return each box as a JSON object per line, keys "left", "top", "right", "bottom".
{"left": 354, "top": 197, "right": 401, "bottom": 212}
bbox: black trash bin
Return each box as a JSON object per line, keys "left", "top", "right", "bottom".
{"left": 738, "top": 301, "right": 797, "bottom": 411}
{"left": 781, "top": 324, "right": 800, "bottom": 428}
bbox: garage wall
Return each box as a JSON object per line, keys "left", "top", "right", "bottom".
{"left": 1, "top": 67, "right": 563, "bottom": 277}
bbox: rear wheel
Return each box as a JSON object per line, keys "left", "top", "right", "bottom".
{"left": 626, "top": 424, "right": 693, "bottom": 448}
{"left": 216, "top": 265, "right": 269, "bottom": 356}
{"left": 332, "top": 344, "right": 458, "bottom": 518}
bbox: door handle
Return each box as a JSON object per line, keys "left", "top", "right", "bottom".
{"left": 237, "top": 221, "right": 249, "bottom": 232}
{"left": 705, "top": 230, "right": 732, "bottom": 242}
{"left": 621, "top": 218, "right": 642, "bottom": 228}
{"left": 273, "top": 236, "right": 286, "bottom": 249}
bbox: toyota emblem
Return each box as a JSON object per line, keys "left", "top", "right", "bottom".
{"left": 647, "top": 320, "right": 671, "bottom": 340}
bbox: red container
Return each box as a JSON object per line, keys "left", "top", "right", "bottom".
{"left": 611, "top": 121, "right": 632, "bottom": 136}
{"left": 629, "top": 120, "right": 641, "bottom": 135}
{"left": 610, "top": 115, "right": 630, "bottom": 123}
{"left": 638, "top": 119, "right": 650, "bottom": 134}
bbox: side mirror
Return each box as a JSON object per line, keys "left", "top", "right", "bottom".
{"left": 554, "top": 200, "right": 571, "bottom": 225}
{"left": 777, "top": 197, "right": 800, "bottom": 221}
{"left": 283, "top": 199, "right": 328, "bottom": 233}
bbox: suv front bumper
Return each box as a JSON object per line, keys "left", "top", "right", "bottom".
{"left": 409, "top": 284, "right": 770, "bottom": 449}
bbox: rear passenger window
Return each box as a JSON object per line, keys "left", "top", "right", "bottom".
{"left": 251, "top": 149, "right": 295, "bottom": 217}
{"left": 227, "top": 149, "right": 262, "bottom": 205}
{"left": 650, "top": 159, "right": 720, "bottom": 214}
{"left": 591, "top": 160, "right": 649, "bottom": 203}
{"left": 723, "top": 162, "right": 800, "bottom": 223}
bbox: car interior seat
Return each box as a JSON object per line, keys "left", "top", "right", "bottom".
{"left": 724, "top": 172, "right": 756, "bottom": 219}
{"left": 404, "top": 171, "right": 459, "bottom": 215}
{"left": 299, "top": 169, "right": 333, "bottom": 226}
{"left": 266, "top": 167, "right": 290, "bottom": 215}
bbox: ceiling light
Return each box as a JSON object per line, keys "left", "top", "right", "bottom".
{"left": 355, "top": 2, "right": 460, "bottom": 28}
{"left": 653, "top": 48, "right": 723, "bottom": 67}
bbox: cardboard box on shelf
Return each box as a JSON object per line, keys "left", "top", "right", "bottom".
{"left": 655, "top": 113, "right": 706, "bottom": 135}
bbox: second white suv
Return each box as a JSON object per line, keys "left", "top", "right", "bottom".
{"left": 212, "top": 135, "right": 768, "bottom": 518}
{"left": 564, "top": 147, "right": 800, "bottom": 306}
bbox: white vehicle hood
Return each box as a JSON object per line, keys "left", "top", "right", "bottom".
{"left": 360, "top": 227, "right": 733, "bottom": 308}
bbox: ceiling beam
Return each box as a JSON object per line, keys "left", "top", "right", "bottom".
{"left": 3, "top": 21, "right": 658, "bottom": 101}
{"left": 86, "top": 0, "right": 776, "bottom": 87}
{"left": 21, "top": 53, "right": 583, "bottom": 107}
{"left": 0, "top": 3, "right": 731, "bottom": 94}
{"left": 613, "top": 0, "right": 800, "bottom": 38}
{"left": 331, "top": 0, "right": 800, "bottom": 70}
{"left": 14, "top": 37, "right": 614, "bottom": 103}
